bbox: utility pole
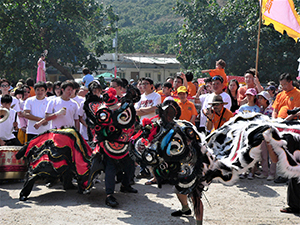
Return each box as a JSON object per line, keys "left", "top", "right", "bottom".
{"left": 113, "top": 19, "right": 118, "bottom": 61}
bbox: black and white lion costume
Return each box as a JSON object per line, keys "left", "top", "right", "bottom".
{"left": 129, "top": 101, "right": 300, "bottom": 216}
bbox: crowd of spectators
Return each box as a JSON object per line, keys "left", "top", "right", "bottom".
{"left": 1, "top": 61, "right": 300, "bottom": 218}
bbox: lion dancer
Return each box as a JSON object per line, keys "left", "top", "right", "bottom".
{"left": 130, "top": 100, "right": 208, "bottom": 225}
{"left": 84, "top": 84, "right": 141, "bottom": 207}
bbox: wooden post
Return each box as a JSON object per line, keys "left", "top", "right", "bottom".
{"left": 255, "top": 1, "right": 262, "bottom": 77}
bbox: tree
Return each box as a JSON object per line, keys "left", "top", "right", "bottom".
{"left": 175, "top": 0, "right": 300, "bottom": 82}
{"left": 0, "top": 0, "right": 118, "bottom": 81}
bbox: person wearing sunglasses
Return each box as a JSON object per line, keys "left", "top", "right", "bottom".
{"left": 0, "top": 78, "right": 21, "bottom": 112}
{"left": 201, "top": 59, "right": 228, "bottom": 89}
{"left": 203, "top": 94, "right": 233, "bottom": 132}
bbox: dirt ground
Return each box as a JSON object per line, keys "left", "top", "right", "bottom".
{"left": 1, "top": 175, "right": 299, "bottom": 225}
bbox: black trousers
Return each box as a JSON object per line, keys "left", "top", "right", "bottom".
{"left": 287, "top": 178, "right": 300, "bottom": 211}
{"left": 27, "top": 134, "right": 37, "bottom": 142}
{"left": 105, "top": 156, "right": 135, "bottom": 195}
{"left": 5, "top": 138, "right": 21, "bottom": 146}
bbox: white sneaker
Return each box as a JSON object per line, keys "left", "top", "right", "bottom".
{"left": 256, "top": 174, "right": 267, "bottom": 179}
{"left": 267, "top": 175, "right": 275, "bottom": 181}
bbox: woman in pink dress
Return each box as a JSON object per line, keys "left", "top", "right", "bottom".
{"left": 36, "top": 54, "right": 46, "bottom": 82}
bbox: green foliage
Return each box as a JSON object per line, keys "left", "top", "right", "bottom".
{"left": 0, "top": 0, "right": 118, "bottom": 81}
{"left": 101, "top": 28, "right": 177, "bottom": 54}
{"left": 99, "top": 0, "right": 181, "bottom": 54}
{"left": 175, "top": 0, "right": 300, "bottom": 82}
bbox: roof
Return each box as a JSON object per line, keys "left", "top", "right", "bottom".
{"left": 124, "top": 56, "right": 180, "bottom": 65}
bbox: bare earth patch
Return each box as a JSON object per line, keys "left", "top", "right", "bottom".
{"left": 1, "top": 177, "right": 299, "bottom": 225}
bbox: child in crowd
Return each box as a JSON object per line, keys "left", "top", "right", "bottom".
{"left": 238, "top": 88, "right": 260, "bottom": 113}
{"left": 0, "top": 95, "right": 21, "bottom": 146}
{"left": 238, "top": 88, "right": 260, "bottom": 179}
{"left": 201, "top": 59, "right": 228, "bottom": 88}
{"left": 256, "top": 91, "right": 276, "bottom": 180}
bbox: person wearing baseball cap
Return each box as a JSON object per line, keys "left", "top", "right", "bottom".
{"left": 238, "top": 88, "right": 260, "bottom": 113}
{"left": 257, "top": 90, "right": 272, "bottom": 117}
{"left": 256, "top": 91, "right": 276, "bottom": 181}
{"left": 203, "top": 94, "right": 233, "bottom": 132}
{"left": 177, "top": 86, "right": 198, "bottom": 125}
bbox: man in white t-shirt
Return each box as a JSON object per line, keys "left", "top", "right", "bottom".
{"left": 199, "top": 76, "right": 232, "bottom": 132}
{"left": 35, "top": 81, "right": 79, "bottom": 130}
{"left": 135, "top": 78, "right": 161, "bottom": 123}
{"left": 0, "top": 79, "right": 20, "bottom": 112}
{"left": 70, "top": 80, "right": 85, "bottom": 106}
{"left": 24, "top": 82, "right": 51, "bottom": 141}
{"left": 135, "top": 78, "right": 161, "bottom": 179}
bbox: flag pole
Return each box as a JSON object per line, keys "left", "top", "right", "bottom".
{"left": 255, "top": 1, "right": 262, "bottom": 77}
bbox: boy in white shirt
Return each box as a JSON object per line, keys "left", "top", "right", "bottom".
{"left": 24, "top": 82, "right": 51, "bottom": 141}
{"left": 0, "top": 95, "right": 21, "bottom": 146}
{"left": 35, "top": 81, "right": 79, "bottom": 130}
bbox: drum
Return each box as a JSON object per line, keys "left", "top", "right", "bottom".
{"left": 0, "top": 146, "right": 27, "bottom": 180}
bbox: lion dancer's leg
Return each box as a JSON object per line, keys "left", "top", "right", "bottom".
{"left": 171, "top": 192, "right": 203, "bottom": 224}
{"left": 105, "top": 157, "right": 119, "bottom": 207}
{"left": 171, "top": 193, "right": 191, "bottom": 217}
{"left": 62, "top": 169, "right": 76, "bottom": 190}
{"left": 19, "top": 173, "right": 40, "bottom": 201}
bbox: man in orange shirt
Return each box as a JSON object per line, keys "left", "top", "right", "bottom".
{"left": 237, "top": 68, "right": 263, "bottom": 106}
{"left": 271, "top": 73, "right": 300, "bottom": 184}
{"left": 177, "top": 86, "right": 198, "bottom": 125}
{"left": 203, "top": 95, "right": 233, "bottom": 132}
{"left": 272, "top": 73, "right": 300, "bottom": 119}
{"left": 172, "top": 74, "right": 188, "bottom": 96}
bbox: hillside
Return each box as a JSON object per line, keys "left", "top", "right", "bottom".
{"left": 99, "top": 0, "right": 182, "bottom": 54}
{"left": 101, "top": 0, "right": 182, "bottom": 34}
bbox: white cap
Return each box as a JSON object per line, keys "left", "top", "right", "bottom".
{"left": 130, "top": 79, "right": 134, "bottom": 82}
{"left": 257, "top": 91, "right": 271, "bottom": 101}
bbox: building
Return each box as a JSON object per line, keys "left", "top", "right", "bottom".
{"left": 98, "top": 53, "right": 181, "bottom": 83}
{"left": 47, "top": 53, "right": 181, "bottom": 83}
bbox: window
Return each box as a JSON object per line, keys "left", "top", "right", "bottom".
{"left": 145, "top": 73, "right": 151, "bottom": 78}
{"left": 157, "top": 73, "right": 161, "bottom": 82}
{"left": 101, "top": 64, "right": 107, "bottom": 69}
{"left": 117, "top": 72, "right": 126, "bottom": 78}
